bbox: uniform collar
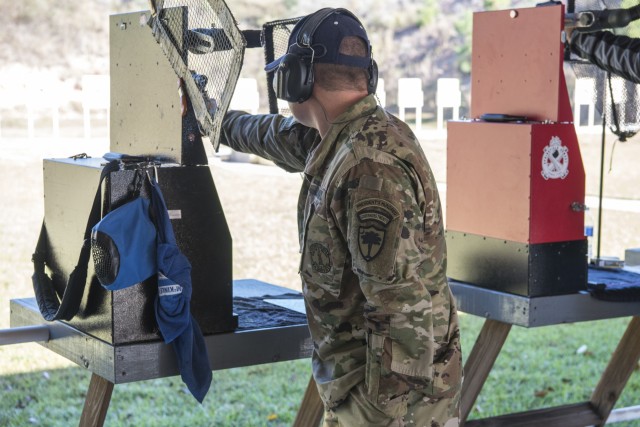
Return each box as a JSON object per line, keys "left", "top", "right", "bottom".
{"left": 304, "top": 94, "right": 379, "bottom": 177}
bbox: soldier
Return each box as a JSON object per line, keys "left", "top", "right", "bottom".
{"left": 221, "top": 8, "right": 462, "bottom": 426}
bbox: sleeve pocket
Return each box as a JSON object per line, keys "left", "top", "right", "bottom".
{"left": 365, "top": 331, "right": 409, "bottom": 417}
{"left": 389, "top": 316, "right": 434, "bottom": 380}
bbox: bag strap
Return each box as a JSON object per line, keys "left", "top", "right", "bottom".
{"left": 32, "top": 160, "right": 120, "bottom": 321}
{"left": 147, "top": 170, "right": 175, "bottom": 245}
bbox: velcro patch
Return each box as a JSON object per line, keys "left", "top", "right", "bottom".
{"left": 309, "top": 242, "right": 332, "bottom": 273}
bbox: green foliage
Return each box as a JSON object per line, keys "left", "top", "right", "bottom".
{"left": 454, "top": 11, "right": 473, "bottom": 75}
{"left": 418, "top": 0, "right": 440, "bottom": 27}
{"left": 483, "top": 0, "right": 511, "bottom": 11}
{"left": 621, "top": 0, "right": 640, "bottom": 38}
{"left": 283, "top": 0, "right": 297, "bottom": 10}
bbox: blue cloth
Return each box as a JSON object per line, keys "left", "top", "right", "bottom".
{"left": 150, "top": 177, "right": 212, "bottom": 403}
{"left": 587, "top": 266, "right": 640, "bottom": 302}
{"left": 91, "top": 197, "right": 157, "bottom": 290}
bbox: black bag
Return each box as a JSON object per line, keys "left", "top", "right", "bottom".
{"left": 31, "top": 153, "right": 154, "bottom": 321}
{"left": 31, "top": 159, "right": 120, "bottom": 321}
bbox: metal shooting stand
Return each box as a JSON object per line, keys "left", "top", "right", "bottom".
{"left": 445, "top": 5, "right": 640, "bottom": 425}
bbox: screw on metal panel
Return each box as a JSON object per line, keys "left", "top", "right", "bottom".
{"left": 571, "top": 202, "right": 588, "bottom": 212}
{"left": 80, "top": 355, "right": 90, "bottom": 368}
{"left": 510, "top": 10, "right": 518, "bottom": 18}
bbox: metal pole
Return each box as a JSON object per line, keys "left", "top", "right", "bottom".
{"left": 596, "top": 78, "right": 607, "bottom": 262}
{"left": 0, "top": 325, "right": 50, "bottom": 346}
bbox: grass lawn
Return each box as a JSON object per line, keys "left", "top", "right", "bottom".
{"left": 1, "top": 128, "right": 640, "bottom": 426}
{"left": 0, "top": 350, "right": 311, "bottom": 426}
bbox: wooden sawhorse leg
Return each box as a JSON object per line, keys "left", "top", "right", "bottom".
{"left": 79, "top": 373, "right": 114, "bottom": 427}
{"left": 590, "top": 315, "right": 640, "bottom": 426}
{"left": 293, "top": 375, "right": 324, "bottom": 427}
{"left": 461, "top": 319, "right": 512, "bottom": 424}
{"left": 460, "top": 316, "right": 640, "bottom": 427}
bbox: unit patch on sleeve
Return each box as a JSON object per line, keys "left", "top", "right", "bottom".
{"left": 309, "top": 242, "right": 332, "bottom": 273}
{"left": 355, "top": 198, "right": 400, "bottom": 261}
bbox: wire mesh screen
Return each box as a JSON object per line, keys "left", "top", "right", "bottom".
{"left": 150, "top": 0, "right": 245, "bottom": 150}
{"left": 262, "top": 17, "right": 302, "bottom": 115}
{"left": 569, "top": 0, "right": 639, "bottom": 140}
{"left": 91, "top": 231, "right": 119, "bottom": 287}
{"left": 572, "top": 62, "right": 640, "bottom": 139}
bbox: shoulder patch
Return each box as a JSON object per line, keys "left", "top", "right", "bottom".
{"left": 355, "top": 198, "right": 400, "bottom": 225}
{"left": 355, "top": 198, "right": 400, "bottom": 261}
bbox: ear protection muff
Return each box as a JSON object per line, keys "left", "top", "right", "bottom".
{"left": 274, "top": 8, "right": 378, "bottom": 103}
{"left": 273, "top": 8, "right": 335, "bottom": 103}
{"left": 368, "top": 59, "right": 379, "bottom": 95}
{"left": 274, "top": 52, "right": 314, "bottom": 103}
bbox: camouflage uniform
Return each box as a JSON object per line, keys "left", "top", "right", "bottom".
{"left": 221, "top": 94, "right": 462, "bottom": 426}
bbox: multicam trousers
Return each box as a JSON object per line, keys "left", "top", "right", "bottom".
{"left": 322, "top": 382, "right": 461, "bottom": 427}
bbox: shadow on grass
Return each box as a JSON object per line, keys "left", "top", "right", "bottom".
{"left": 0, "top": 359, "right": 311, "bottom": 427}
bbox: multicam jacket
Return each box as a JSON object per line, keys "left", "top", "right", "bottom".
{"left": 221, "top": 94, "right": 461, "bottom": 415}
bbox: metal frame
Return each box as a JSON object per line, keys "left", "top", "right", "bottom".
{"left": 9, "top": 280, "right": 312, "bottom": 384}
{"left": 450, "top": 280, "right": 640, "bottom": 327}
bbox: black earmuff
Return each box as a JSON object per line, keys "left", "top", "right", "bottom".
{"left": 368, "top": 59, "right": 378, "bottom": 95}
{"left": 275, "top": 57, "right": 377, "bottom": 102}
{"left": 274, "top": 53, "right": 314, "bottom": 103}
{"left": 273, "top": 8, "right": 335, "bottom": 103}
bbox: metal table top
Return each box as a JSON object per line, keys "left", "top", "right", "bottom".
{"left": 10, "top": 279, "right": 312, "bottom": 384}
{"left": 449, "top": 280, "right": 640, "bottom": 327}
{"left": 12, "top": 276, "right": 640, "bottom": 385}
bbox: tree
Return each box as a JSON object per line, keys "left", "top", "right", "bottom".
{"left": 418, "top": 0, "right": 440, "bottom": 27}
{"left": 454, "top": 10, "right": 473, "bottom": 75}
{"left": 621, "top": 0, "right": 640, "bottom": 38}
{"left": 483, "top": 0, "right": 512, "bottom": 11}
{"left": 360, "top": 230, "right": 382, "bottom": 260}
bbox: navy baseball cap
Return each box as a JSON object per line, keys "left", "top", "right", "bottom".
{"left": 265, "top": 8, "right": 372, "bottom": 73}
{"left": 91, "top": 197, "right": 157, "bottom": 291}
